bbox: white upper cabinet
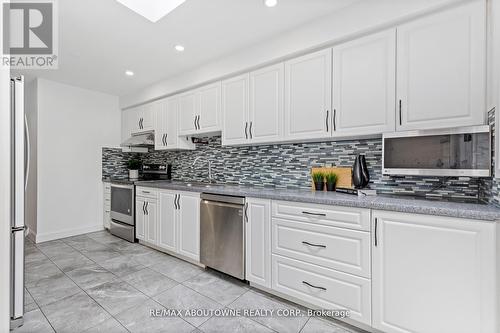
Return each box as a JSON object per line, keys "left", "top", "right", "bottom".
{"left": 179, "top": 83, "right": 222, "bottom": 136}
{"left": 249, "top": 63, "right": 284, "bottom": 144}
{"left": 198, "top": 82, "right": 222, "bottom": 133}
{"left": 284, "top": 49, "right": 332, "bottom": 141}
{"left": 178, "top": 90, "right": 198, "bottom": 135}
{"left": 140, "top": 103, "right": 155, "bottom": 132}
{"left": 155, "top": 97, "right": 194, "bottom": 151}
{"left": 372, "top": 210, "right": 496, "bottom": 333}
{"left": 332, "top": 30, "right": 396, "bottom": 136}
{"left": 222, "top": 74, "right": 250, "bottom": 146}
{"left": 396, "top": 1, "right": 486, "bottom": 131}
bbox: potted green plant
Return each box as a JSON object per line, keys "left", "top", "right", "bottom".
{"left": 312, "top": 171, "right": 325, "bottom": 191}
{"left": 127, "top": 159, "right": 141, "bottom": 180}
{"left": 326, "top": 172, "right": 338, "bottom": 192}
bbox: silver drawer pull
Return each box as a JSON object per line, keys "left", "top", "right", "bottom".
{"left": 302, "top": 281, "right": 327, "bottom": 291}
{"left": 142, "top": 191, "right": 150, "bottom": 194}
{"left": 302, "top": 211, "right": 326, "bottom": 217}
{"left": 302, "top": 241, "right": 326, "bottom": 249}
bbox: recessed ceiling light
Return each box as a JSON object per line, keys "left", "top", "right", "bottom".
{"left": 125, "top": 70, "right": 134, "bottom": 76}
{"left": 264, "top": 0, "right": 278, "bottom": 7}
{"left": 175, "top": 45, "right": 185, "bottom": 52}
{"left": 116, "top": 0, "right": 186, "bottom": 23}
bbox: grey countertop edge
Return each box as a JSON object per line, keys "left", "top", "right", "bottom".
{"left": 103, "top": 179, "right": 500, "bottom": 222}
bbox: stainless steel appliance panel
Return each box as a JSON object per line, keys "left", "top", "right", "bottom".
{"left": 110, "top": 221, "right": 135, "bottom": 242}
{"left": 110, "top": 183, "right": 134, "bottom": 225}
{"left": 10, "top": 76, "right": 25, "bottom": 328}
{"left": 383, "top": 125, "right": 491, "bottom": 177}
{"left": 200, "top": 194, "right": 245, "bottom": 280}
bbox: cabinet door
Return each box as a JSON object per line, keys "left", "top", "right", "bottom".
{"left": 135, "top": 198, "right": 145, "bottom": 241}
{"left": 121, "top": 108, "right": 133, "bottom": 143}
{"left": 178, "top": 91, "right": 198, "bottom": 135}
{"left": 249, "top": 63, "right": 284, "bottom": 144}
{"left": 198, "top": 82, "right": 221, "bottom": 133}
{"left": 284, "top": 49, "right": 332, "bottom": 141}
{"left": 158, "top": 191, "right": 177, "bottom": 252}
{"left": 222, "top": 74, "right": 249, "bottom": 146}
{"left": 178, "top": 193, "right": 200, "bottom": 261}
{"left": 144, "top": 200, "right": 158, "bottom": 245}
{"left": 245, "top": 198, "right": 271, "bottom": 288}
{"left": 372, "top": 211, "right": 495, "bottom": 333}
{"left": 396, "top": 1, "right": 486, "bottom": 131}
{"left": 333, "top": 30, "right": 396, "bottom": 136}
{"left": 154, "top": 100, "right": 167, "bottom": 150}
{"left": 164, "top": 97, "right": 178, "bottom": 148}
{"left": 141, "top": 103, "right": 155, "bottom": 132}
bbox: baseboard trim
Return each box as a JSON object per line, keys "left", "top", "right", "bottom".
{"left": 35, "top": 224, "right": 104, "bottom": 243}
{"left": 26, "top": 228, "right": 37, "bottom": 243}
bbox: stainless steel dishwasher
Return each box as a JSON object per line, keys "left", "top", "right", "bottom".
{"left": 200, "top": 193, "right": 245, "bottom": 280}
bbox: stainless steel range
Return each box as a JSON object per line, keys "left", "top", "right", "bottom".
{"left": 110, "top": 163, "right": 171, "bottom": 242}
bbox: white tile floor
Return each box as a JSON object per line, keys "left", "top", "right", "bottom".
{"left": 16, "top": 231, "right": 367, "bottom": 333}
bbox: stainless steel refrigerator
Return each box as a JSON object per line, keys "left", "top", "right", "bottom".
{"left": 10, "top": 76, "right": 26, "bottom": 329}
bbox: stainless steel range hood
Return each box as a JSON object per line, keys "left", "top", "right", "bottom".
{"left": 121, "top": 131, "right": 155, "bottom": 148}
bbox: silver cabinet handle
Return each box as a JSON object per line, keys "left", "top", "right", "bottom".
{"left": 244, "top": 122, "right": 248, "bottom": 139}
{"left": 399, "top": 100, "right": 402, "bottom": 126}
{"left": 325, "top": 110, "right": 329, "bottom": 132}
{"left": 194, "top": 116, "right": 197, "bottom": 130}
{"left": 142, "top": 201, "right": 146, "bottom": 215}
{"left": 196, "top": 115, "right": 200, "bottom": 130}
{"left": 302, "top": 281, "right": 327, "bottom": 291}
{"left": 177, "top": 195, "right": 181, "bottom": 210}
{"left": 244, "top": 202, "right": 249, "bottom": 223}
{"left": 302, "top": 211, "right": 326, "bottom": 217}
{"left": 333, "top": 109, "right": 337, "bottom": 131}
{"left": 173, "top": 195, "right": 177, "bottom": 210}
{"left": 145, "top": 201, "right": 149, "bottom": 215}
{"left": 249, "top": 122, "right": 253, "bottom": 139}
{"left": 165, "top": 133, "right": 168, "bottom": 146}
{"left": 374, "top": 218, "right": 378, "bottom": 247}
{"left": 302, "top": 241, "right": 326, "bottom": 249}
{"left": 142, "top": 191, "right": 150, "bottom": 194}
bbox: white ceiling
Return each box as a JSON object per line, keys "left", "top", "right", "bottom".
{"left": 14, "top": 0, "right": 358, "bottom": 97}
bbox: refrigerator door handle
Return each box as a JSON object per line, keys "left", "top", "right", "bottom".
{"left": 24, "top": 115, "right": 30, "bottom": 191}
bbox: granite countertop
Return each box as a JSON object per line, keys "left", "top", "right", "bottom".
{"left": 126, "top": 180, "right": 500, "bottom": 222}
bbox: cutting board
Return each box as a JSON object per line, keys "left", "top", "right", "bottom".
{"left": 311, "top": 167, "right": 352, "bottom": 191}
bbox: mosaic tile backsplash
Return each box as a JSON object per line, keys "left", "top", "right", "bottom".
{"left": 103, "top": 123, "right": 495, "bottom": 201}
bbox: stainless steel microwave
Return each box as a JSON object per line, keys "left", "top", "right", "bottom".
{"left": 382, "top": 125, "right": 491, "bottom": 177}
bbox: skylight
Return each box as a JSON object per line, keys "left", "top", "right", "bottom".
{"left": 116, "top": 0, "right": 186, "bottom": 23}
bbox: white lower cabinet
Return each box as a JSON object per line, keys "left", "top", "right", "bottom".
{"left": 270, "top": 201, "right": 372, "bottom": 326}
{"left": 177, "top": 193, "right": 201, "bottom": 261}
{"left": 245, "top": 198, "right": 272, "bottom": 288}
{"left": 103, "top": 182, "right": 111, "bottom": 229}
{"left": 158, "top": 191, "right": 177, "bottom": 252}
{"left": 372, "top": 210, "right": 496, "bottom": 333}
{"left": 272, "top": 254, "right": 371, "bottom": 325}
{"left": 155, "top": 189, "right": 201, "bottom": 262}
{"left": 136, "top": 188, "right": 159, "bottom": 244}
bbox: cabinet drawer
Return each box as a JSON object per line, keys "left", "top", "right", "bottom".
{"left": 272, "top": 201, "right": 370, "bottom": 231}
{"left": 272, "top": 218, "right": 370, "bottom": 278}
{"left": 272, "top": 254, "right": 371, "bottom": 325}
{"left": 136, "top": 187, "right": 158, "bottom": 199}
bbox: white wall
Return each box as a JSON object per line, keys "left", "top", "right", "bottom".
{"left": 120, "top": 0, "right": 468, "bottom": 108}
{"left": 35, "top": 79, "right": 121, "bottom": 242}
{"left": 0, "top": 0, "right": 11, "bottom": 329}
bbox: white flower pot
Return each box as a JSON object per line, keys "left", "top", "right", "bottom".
{"left": 129, "top": 169, "right": 139, "bottom": 180}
